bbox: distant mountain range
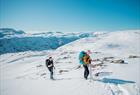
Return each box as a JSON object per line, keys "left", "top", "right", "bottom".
{"left": 0, "top": 28, "right": 100, "bottom": 54}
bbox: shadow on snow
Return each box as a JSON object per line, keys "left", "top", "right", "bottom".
{"left": 98, "top": 78, "right": 135, "bottom": 85}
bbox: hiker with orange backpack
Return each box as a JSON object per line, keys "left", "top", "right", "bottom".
{"left": 79, "top": 51, "right": 91, "bottom": 80}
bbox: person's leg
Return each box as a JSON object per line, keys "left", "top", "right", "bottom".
{"left": 48, "top": 67, "right": 53, "bottom": 79}
{"left": 86, "top": 65, "right": 89, "bottom": 78}
{"left": 83, "top": 65, "right": 88, "bottom": 79}
{"left": 50, "top": 67, "right": 54, "bottom": 79}
{"left": 83, "top": 65, "right": 89, "bottom": 79}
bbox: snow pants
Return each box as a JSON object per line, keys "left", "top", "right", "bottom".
{"left": 83, "top": 65, "right": 89, "bottom": 79}
{"left": 48, "top": 67, "right": 53, "bottom": 79}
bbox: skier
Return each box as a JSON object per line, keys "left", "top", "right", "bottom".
{"left": 46, "top": 57, "right": 55, "bottom": 80}
{"left": 79, "top": 51, "right": 91, "bottom": 80}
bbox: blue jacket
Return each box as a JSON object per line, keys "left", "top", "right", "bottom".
{"left": 79, "top": 51, "right": 86, "bottom": 64}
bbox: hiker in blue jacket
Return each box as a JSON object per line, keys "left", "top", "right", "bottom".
{"left": 79, "top": 51, "right": 91, "bottom": 80}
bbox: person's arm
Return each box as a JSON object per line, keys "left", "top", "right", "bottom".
{"left": 79, "top": 53, "right": 84, "bottom": 61}
{"left": 48, "top": 60, "right": 54, "bottom": 67}
{"left": 48, "top": 64, "right": 53, "bottom": 67}
{"left": 46, "top": 59, "right": 48, "bottom": 67}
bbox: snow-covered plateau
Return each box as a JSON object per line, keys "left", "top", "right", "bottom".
{"left": 0, "top": 29, "right": 140, "bottom": 95}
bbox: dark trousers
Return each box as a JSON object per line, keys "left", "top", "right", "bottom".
{"left": 83, "top": 65, "right": 89, "bottom": 79}
{"left": 48, "top": 67, "right": 53, "bottom": 79}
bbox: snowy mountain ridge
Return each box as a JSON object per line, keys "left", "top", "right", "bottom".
{"left": 0, "top": 28, "right": 100, "bottom": 54}
{"left": 0, "top": 28, "right": 97, "bottom": 38}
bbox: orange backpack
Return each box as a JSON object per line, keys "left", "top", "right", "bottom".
{"left": 83, "top": 54, "right": 91, "bottom": 64}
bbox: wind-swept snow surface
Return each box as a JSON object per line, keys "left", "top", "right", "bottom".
{"left": 0, "top": 30, "right": 140, "bottom": 95}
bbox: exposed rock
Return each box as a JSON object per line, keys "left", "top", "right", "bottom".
{"left": 40, "top": 73, "right": 46, "bottom": 76}
{"left": 36, "top": 65, "right": 43, "bottom": 68}
{"left": 111, "top": 59, "right": 125, "bottom": 64}
{"left": 103, "top": 57, "right": 114, "bottom": 61}
{"left": 91, "top": 63, "right": 104, "bottom": 68}
{"left": 128, "top": 55, "right": 140, "bottom": 58}
{"left": 59, "top": 70, "right": 69, "bottom": 74}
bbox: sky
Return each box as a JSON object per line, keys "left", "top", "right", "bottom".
{"left": 0, "top": 0, "right": 140, "bottom": 33}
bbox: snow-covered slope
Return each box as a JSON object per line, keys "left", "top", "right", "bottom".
{"left": 0, "top": 30, "right": 140, "bottom": 95}
{"left": 0, "top": 28, "right": 96, "bottom": 54}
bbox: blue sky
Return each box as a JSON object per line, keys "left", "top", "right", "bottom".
{"left": 0, "top": 0, "right": 140, "bottom": 33}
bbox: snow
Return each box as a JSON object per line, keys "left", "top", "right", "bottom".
{"left": 0, "top": 30, "right": 140, "bottom": 95}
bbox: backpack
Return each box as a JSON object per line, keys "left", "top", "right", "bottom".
{"left": 83, "top": 54, "right": 91, "bottom": 64}
{"left": 46, "top": 59, "right": 50, "bottom": 67}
